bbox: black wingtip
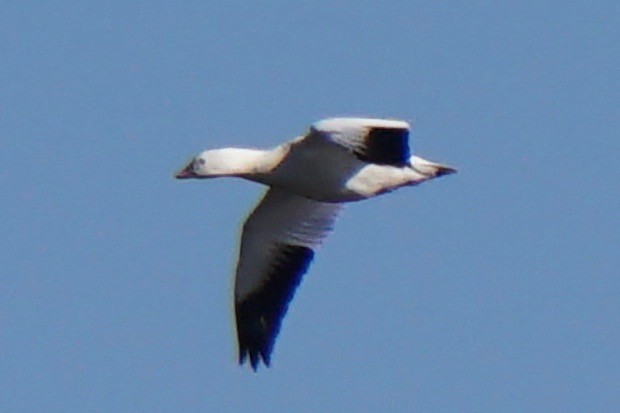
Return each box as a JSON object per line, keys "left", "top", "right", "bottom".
{"left": 357, "top": 126, "right": 410, "bottom": 165}
{"left": 249, "top": 352, "right": 260, "bottom": 371}
{"left": 236, "top": 320, "right": 273, "bottom": 371}
{"left": 238, "top": 349, "right": 247, "bottom": 366}
{"left": 235, "top": 244, "right": 315, "bottom": 372}
{"left": 261, "top": 350, "right": 271, "bottom": 368}
{"left": 238, "top": 347, "right": 271, "bottom": 372}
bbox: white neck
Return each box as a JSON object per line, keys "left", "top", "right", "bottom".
{"left": 202, "top": 148, "right": 281, "bottom": 178}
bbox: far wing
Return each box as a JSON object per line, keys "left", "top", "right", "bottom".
{"left": 308, "top": 117, "right": 411, "bottom": 166}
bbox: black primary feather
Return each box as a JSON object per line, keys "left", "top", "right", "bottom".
{"left": 236, "top": 244, "right": 315, "bottom": 371}
{"left": 353, "top": 126, "right": 410, "bottom": 166}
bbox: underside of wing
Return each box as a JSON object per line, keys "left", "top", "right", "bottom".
{"left": 233, "top": 188, "right": 342, "bottom": 370}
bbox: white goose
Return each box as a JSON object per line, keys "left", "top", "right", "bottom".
{"left": 175, "top": 117, "right": 456, "bottom": 370}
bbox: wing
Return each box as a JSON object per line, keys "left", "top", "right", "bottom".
{"left": 308, "top": 117, "right": 411, "bottom": 166}
{"left": 234, "top": 187, "right": 343, "bottom": 370}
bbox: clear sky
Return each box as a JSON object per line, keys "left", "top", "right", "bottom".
{"left": 2, "top": 1, "right": 619, "bottom": 412}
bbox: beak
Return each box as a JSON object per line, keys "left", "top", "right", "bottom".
{"left": 175, "top": 161, "right": 197, "bottom": 179}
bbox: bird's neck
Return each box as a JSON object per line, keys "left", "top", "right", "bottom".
{"left": 206, "top": 147, "right": 283, "bottom": 178}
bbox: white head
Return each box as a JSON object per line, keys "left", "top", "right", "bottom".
{"left": 175, "top": 148, "right": 268, "bottom": 179}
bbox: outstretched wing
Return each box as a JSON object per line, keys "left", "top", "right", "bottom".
{"left": 234, "top": 188, "right": 343, "bottom": 370}
{"left": 309, "top": 117, "right": 411, "bottom": 166}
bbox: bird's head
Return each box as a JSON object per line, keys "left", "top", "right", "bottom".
{"left": 175, "top": 148, "right": 266, "bottom": 179}
{"left": 175, "top": 151, "right": 212, "bottom": 179}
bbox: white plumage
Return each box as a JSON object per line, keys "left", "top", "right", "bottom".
{"left": 175, "top": 117, "right": 455, "bottom": 370}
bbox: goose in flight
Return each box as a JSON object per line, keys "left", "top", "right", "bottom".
{"left": 175, "top": 117, "right": 456, "bottom": 370}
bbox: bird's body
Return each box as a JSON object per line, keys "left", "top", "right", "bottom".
{"left": 176, "top": 117, "right": 455, "bottom": 370}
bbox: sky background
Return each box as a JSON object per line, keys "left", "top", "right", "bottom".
{"left": 2, "top": 1, "right": 619, "bottom": 412}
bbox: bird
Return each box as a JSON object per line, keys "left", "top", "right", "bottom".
{"left": 175, "top": 117, "right": 456, "bottom": 371}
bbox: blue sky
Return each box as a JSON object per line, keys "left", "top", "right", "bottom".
{"left": 2, "top": 1, "right": 619, "bottom": 412}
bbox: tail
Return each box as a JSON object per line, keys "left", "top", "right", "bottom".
{"left": 410, "top": 155, "right": 456, "bottom": 176}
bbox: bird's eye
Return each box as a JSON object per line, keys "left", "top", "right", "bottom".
{"left": 198, "top": 158, "right": 206, "bottom": 165}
